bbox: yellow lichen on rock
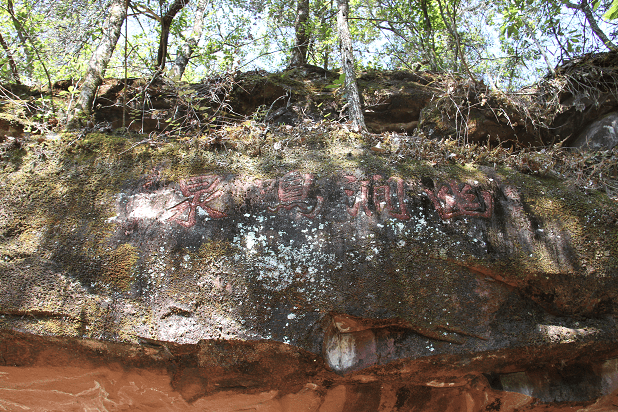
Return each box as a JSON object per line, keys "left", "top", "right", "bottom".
{"left": 101, "top": 243, "right": 139, "bottom": 290}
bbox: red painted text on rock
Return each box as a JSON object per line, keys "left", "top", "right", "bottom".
{"left": 268, "top": 171, "right": 324, "bottom": 218}
{"left": 167, "top": 175, "right": 228, "bottom": 227}
{"left": 425, "top": 181, "right": 492, "bottom": 220}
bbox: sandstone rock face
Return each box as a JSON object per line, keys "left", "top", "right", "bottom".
{"left": 2, "top": 329, "right": 618, "bottom": 411}
{"left": 360, "top": 71, "right": 434, "bottom": 134}
{"left": 86, "top": 69, "right": 546, "bottom": 143}
{"left": 573, "top": 111, "right": 618, "bottom": 150}
{"left": 1, "top": 134, "right": 618, "bottom": 408}
{"left": 0, "top": 118, "right": 23, "bottom": 141}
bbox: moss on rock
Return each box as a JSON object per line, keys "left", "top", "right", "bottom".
{"left": 101, "top": 244, "right": 139, "bottom": 291}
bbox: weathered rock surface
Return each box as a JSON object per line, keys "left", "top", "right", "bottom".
{"left": 549, "top": 51, "right": 618, "bottom": 148}
{"left": 83, "top": 58, "right": 618, "bottom": 150}
{"left": 2, "top": 329, "right": 618, "bottom": 411}
{"left": 1, "top": 123, "right": 618, "bottom": 408}
{"left": 573, "top": 111, "right": 618, "bottom": 150}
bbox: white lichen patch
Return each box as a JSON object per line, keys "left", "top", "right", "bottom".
{"left": 537, "top": 324, "right": 600, "bottom": 343}
{"left": 231, "top": 216, "right": 336, "bottom": 292}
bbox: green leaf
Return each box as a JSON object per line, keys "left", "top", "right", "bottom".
{"left": 604, "top": 0, "right": 618, "bottom": 19}
{"left": 325, "top": 73, "right": 345, "bottom": 89}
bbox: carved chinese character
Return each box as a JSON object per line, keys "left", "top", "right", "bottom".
{"left": 344, "top": 175, "right": 410, "bottom": 220}
{"left": 425, "top": 180, "right": 492, "bottom": 220}
{"left": 344, "top": 176, "right": 372, "bottom": 217}
{"left": 167, "top": 175, "right": 228, "bottom": 227}
{"left": 268, "top": 171, "right": 323, "bottom": 218}
{"left": 372, "top": 175, "right": 411, "bottom": 220}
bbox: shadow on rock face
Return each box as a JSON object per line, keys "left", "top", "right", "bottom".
{"left": 573, "top": 111, "right": 618, "bottom": 151}
{"left": 486, "top": 357, "right": 618, "bottom": 404}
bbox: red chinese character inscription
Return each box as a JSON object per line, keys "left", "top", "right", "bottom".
{"left": 344, "top": 175, "right": 410, "bottom": 220}
{"left": 345, "top": 177, "right": 372, "bottom": 217}
{"left": 163, "top": 174, "right": 491, "bottom": 226}
{"left": 425, "top": 181, "right": 492, "bottom": 220}
{"left": 168, "top": 175, "right": 228, "bottom": 227}
{"left": 268, "top": 171, "right": 324, "bottom": 219}
{"left": 373, "top": 176, "right": 411, "bottom": 220}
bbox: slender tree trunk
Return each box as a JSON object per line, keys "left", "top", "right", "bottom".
{"left": 6, "top": 0, "right": 32, "bottom": 77}
{"left": 580, "top": 0, "right": 617, "bottom": 50}
{"left": 320, "top": 3, "right": 332, "bottom": 70}
{"left": 67, "top": 0, "right": 128, "bottom": 129}
{"left": 564, "top": 0, "right": 617, "bottom": 50}
{"left": 170, "top": 0, "right": 207, "bottom": 80}
{"left": 157, "top": 20, "right": 172, "bottom": 69}
{"left": 420, "top": 0, "right": 438, "bottom": 70}
{"left": 289, "top": 0, "right": 310, "bottom": 67}
{"left": 336, "top": 0, "right": 366, "bottom": 133}
{"left": 0, "top": 31, "right": 20, "bottom": 84}
{"left": 435, "top": 0, "right": 476, "bottom": 81}
{"left": 156, "top": 0, "right": 190, "bottom": 70}
{"left": 528, "top": 23, "right": 555, "bottom": 76}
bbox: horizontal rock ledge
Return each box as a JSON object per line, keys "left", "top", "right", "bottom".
{"left": 2, "top": 329, "right": 618, "bottom": 409}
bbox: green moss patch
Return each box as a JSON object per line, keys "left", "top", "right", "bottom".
{"left": 101, "top": 244, "right": 139, "bottom": 291}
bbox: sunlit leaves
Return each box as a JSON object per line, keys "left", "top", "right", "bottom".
{"left": 604, "top": 0, "right": 618, "bottom": 19}
{"left": 0, "top": 0, "right": 615, "bottom": 88}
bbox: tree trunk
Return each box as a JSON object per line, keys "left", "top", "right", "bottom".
{"left": 156, "top": 0, "right": 190, "bottom": 70}
{"left": 0, "top": 31, "right": 20, "bottom": 84}
{"left": 420, "top": 0, "right": 438, "bottom": 71}
{"left": 320, "top": 3, "right": 332, "bottom": 70}
{"left": 528, "top": 23, "right": 555, "bottom": 76}
{"left": 67, "top": 0, "right": 128, "bottom": 129}
{"left": 289, "top": 0, "right": 310, "bottom": 67}
{"left": 580, "top": 0, "right": 617, "bottom": 50}
{"left": 6, "top": 0, "right": 32, "bottom": 78}
{"left": 435, "top": 0, "right": 475, "bottom": 81}
{"left": 336, "top": 0, "right": 366, "bottom": 133}
{"left": 157, "top": 22, "right": 171, "bottom": 70}
{"left": 564, "top": 0, "right": 617, "bottom": 50}
{"left": 169, "top": 0, "right": 207, "bottom": 80}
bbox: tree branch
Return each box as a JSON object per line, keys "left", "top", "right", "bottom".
{"left": 580, "top": 0, "right": 617, "bottom": 50}
{"left": 0, "top": 31, "right": 20, "bottom": 83}
{"left": 157, "top": 0, "right": 190, "bottom": 69}
{"left": 131, "top": 2, "right": 161, "bottom": 21}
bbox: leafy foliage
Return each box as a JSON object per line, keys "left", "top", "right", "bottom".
{"left": 0, "top": 0, "right": 615, "bottom": 88}
{"left": 603, "top": 0, "right": 618, "bottom": 19}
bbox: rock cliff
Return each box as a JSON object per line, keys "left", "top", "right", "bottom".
{"left": 1, "top": 56, "right": 618, "bottom": 410}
